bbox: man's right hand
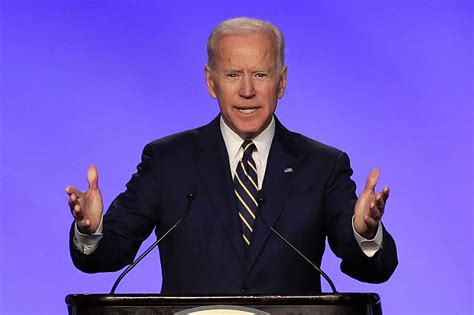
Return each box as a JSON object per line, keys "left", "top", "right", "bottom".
{"left": 66, "top": 165, "right": 103, "bottom": 234}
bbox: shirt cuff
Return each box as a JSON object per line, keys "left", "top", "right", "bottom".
{"left": 352, "top": 215, "right": 383, "bottom": 258}
{"left": 73, "top": 217, "right": 104, "bottom": 255}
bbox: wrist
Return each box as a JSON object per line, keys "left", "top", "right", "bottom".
{"left": 360, "top": 227, "right": 377, "bottom": 240}
{"left": 353, "top": 216, "right": 378, "bottom": 240}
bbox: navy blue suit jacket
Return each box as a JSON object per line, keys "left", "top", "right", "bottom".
{"left": 70, "top": 116, "right": 397, "bottom": 294}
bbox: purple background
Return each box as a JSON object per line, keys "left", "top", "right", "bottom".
{"left": 1, "top": 1, "right": 472, "bottom": 314}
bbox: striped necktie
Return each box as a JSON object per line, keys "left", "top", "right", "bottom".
{"left": 233, "top": 140, "right": 258, "bottom": 249}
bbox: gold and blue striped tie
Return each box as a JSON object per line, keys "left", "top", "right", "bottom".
{"left": 234, "top": 140, "right": 258, "bottom": 249}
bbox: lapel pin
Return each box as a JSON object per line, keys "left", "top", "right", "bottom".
{"left": 283, "top": 167, "right": 293, "bottom": 173}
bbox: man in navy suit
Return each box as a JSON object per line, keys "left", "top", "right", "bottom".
{"left": 67, "top": 17, "right": 397, "bottom": 294}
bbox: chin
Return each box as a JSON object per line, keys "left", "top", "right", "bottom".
{"left": 240, "top": 120, "right": 269, "bottom": 137}
{"left": 239, "top": 127, "right": 262, "bottom": 139}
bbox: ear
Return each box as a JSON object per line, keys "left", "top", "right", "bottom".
{"left": 205, "top": 65, "right": 218, "bottom": 99}
{"left": 277, "top": 66, "right": 287, "bottom": 99}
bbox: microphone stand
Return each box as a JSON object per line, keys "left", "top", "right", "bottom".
{"left": 257, "top": 191, "right": 338, "bottom": 294}
{"left": 110, "top": 192, "right": 196, "bottom": 294}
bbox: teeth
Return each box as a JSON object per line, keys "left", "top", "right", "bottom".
{"left": 238, "top": 108, "right": 256, "bottom": 114}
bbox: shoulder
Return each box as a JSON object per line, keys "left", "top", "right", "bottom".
{"left": 141, "top": 117, "right": 220, "bottom": 158}
{"left": 148, "top": 127, "right": 200, "bottom": 150}
{"left": 290, "top": 131, "right": 351, "bottom": 174}
{"left": 275, "top": 119, "right": 347, "bottom": 161}
{"left": 293, "top": 131, "right": 343, "bottom": 157}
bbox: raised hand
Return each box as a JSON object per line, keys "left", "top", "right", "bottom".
{"left": 353, "top": 168, "right": 390, "bottom": 239}
{"left": 66, "top": 165, "right": 103, "bottom": 234}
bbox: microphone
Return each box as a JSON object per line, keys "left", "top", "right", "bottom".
{"left": 110, "top": 189, "right": 197, "bottom": 294}
{"left": 256, "top": 190, "right": 338, "bottom": 294}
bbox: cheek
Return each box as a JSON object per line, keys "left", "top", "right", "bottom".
{"left": 218, "top": 93, "right": 232, "bottom": 107}
{"left": 218, "top": 86, "right": 238, "bottom": 102}
{"left": 261, "top": 86, "right": 280, "bottom": 104}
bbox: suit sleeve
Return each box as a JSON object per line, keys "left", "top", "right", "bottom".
{"left": 323, "top": 152, "right": 398, "bottom": 283}
{"left": 69, "top": 143, "right": 161, "bottom": 273}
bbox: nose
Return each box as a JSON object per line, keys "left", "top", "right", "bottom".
{"left": 239, "top": 75, "right": 256, "bottom": 98}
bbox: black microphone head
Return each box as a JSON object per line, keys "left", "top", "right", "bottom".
{"left": 187, "top": 186, "right": 198, "bottom": 200}
{"left": 257, "top": 190, "right": 266, "bottom": 206}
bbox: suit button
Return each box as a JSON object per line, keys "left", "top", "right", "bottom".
{"left": 241, "top": 288, "right": 246, "bottom": 293}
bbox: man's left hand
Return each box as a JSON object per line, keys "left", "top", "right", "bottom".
{"left": 354, "top": 168, "right": 390, "bottom": 239}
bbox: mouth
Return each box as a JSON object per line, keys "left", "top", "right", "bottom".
{"left": 235, "top": 106, "right": 259, "bottom": 114}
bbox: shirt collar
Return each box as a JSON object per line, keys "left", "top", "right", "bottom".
{"left": 220, "top": 116, "right": 275, "bottom": 161}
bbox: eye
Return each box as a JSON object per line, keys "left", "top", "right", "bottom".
{"left": 255, "top": 72, "right": 268, "bottom": 78}
{"left": 226, "top": 73, "right": 239, "bottom": 78}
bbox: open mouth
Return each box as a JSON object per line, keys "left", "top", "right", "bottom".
{"left": 236, "top": 107, "right": 258, "bottom": 114}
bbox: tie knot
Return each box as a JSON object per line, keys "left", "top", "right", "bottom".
{"left": 242, "top": 140, "right": 256, "bottom": 156}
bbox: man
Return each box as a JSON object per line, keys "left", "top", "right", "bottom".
{"left": 67, "top": 17, "right": 397, "bottom": 294}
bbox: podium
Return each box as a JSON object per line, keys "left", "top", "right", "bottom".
{"left": 66, "top": 293, "right": 382, "bottom": 314}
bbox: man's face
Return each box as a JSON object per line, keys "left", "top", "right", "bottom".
{"left": 205, "top": 32, "right": 287, "bottom": 139}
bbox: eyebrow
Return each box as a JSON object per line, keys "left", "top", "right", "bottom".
{"left": 222, "top": 68, "right": 273, "bottom": 73}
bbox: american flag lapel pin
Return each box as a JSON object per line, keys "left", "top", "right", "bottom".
{"left": 283, "top": 167, "right": 293, "bottom": 173}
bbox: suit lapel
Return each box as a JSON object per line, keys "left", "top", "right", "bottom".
{"left": 243, "top": 119, "right": 299, "bottom": 279}
{"left": 194, "top": 117, "right": 246, "bottom": 265}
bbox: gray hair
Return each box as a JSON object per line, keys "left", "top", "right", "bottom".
{"left": 207, "top": 17, "right": 285, "bottom": 70}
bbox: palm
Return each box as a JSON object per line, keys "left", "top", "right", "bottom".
{"left": 354, "top": 189, "right": 375, "bottom": 235}
{"left": 78, "top": 185, "right": 103, "bottom": 232}
{"left": 66, "top": 165, "right": 104, "bottom": 234}
{"left": 353, "top": 168, "right": 389, "bottom": 239}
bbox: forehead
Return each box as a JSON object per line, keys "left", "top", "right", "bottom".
{"left": 214, "top": 32, "right": 277, "bottom": 68}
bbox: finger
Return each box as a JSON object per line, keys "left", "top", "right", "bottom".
{"left": 66, "top": 185, "right": 82, "bottom": 197}
{"left": 369, "top": 206, "right": 383, "bottom": 221}
{"left": 68, "top": 193, "right": 78, "bottom": 209}
{"left": 70, "top": 193, "right": 78, "bottom": 202}
{"left": 381, "top": 186, "right": 390, "bottom": 202}
{"left": 68, "top": 193, "right": 83, "bottom": 208}
{"left": 364, "top": 168, "right": 380, "bottom": 193}
{"left": 374, "top": 192, "right": 386, "bottom": 212}
{"left": 369, "top": 200, "right": 383, "bottom": 220}
{"left": 72, "top": 204, "right": 85, "bottom": 220}
{"left": 87, "top": 165, "right": 99, "bottom": 190}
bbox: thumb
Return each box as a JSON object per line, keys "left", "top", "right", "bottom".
{"left": 364, "top": 168, "right": 380, "bottom": 192}
{"left": 87, "top": 165, "right": 99, "bottom": 190}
